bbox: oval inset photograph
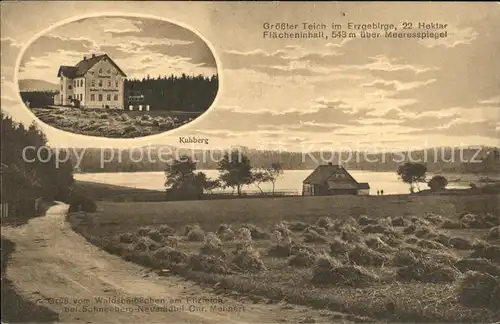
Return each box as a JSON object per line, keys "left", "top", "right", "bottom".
{"left": 17, "top": 16, "right": 219, "bottom": 138}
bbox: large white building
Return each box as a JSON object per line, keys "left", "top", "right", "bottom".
{"left": 55, "top": 54, "right": 127, "bottom": 109}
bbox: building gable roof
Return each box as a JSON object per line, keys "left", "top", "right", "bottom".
{"left": 303, "top": 164, "right": 370, "bottom": 189}
{"left": 56, "top": 54, "right": 127, "bottom": 78}
{"left": 303, "top": 164, "right": 344, "bottom": 185}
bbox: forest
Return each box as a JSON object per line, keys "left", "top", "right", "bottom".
{"left": 64, "top": 146, "right": 497, "bottom": 174}
{"left": 124, "top": 73, "right": 218, "bottom": 112}
{"left": 1, "top": 113, "right": 75, "bottom": 218}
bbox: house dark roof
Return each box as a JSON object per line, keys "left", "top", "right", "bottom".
{"left": 303, "top": 164, "right": 342, "bottom": 185}
{"left": 303, "top": 164, "right": 370, "bottom": 190}
{"left": 358, "top": 182, "right": 370, "bottom": 189}
{"left": 57, "top": 54, "right": 127, "bottom": 78}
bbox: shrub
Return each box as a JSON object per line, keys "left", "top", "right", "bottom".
{"left": 347, "top": 244, "right": 390, "bottom": 266}
{"left": 396, "top": 260, "right": 460, "bottom": 283}
{"left": 289, "top": 249, "right": 317, "bottom": 268}
{"left": 391, "top": 217, "right": 406, "bottom": 227}
{"left": 186, "top": 254, "right": 231, "bottom": 274}
{"left": 68, "top": 194, "right": 97, "bottom": 213}
{"left": 218, "top": 227, "right": 235, "bottom": 241}
{"left": 316, "top": 216, "right": 334, "bottom": 229}
{"left": 133, "top": 237, "right": 160, "bottom": 252}
{"left": 486, "top": 226, "right": 500, "bottom": 241}
{"left": 232, "top": 246, "right": 267, "bottom": 273}
{"left": 119, "top": 232, "right": 135, "bottom": 244}
{"left": 448, "top": 237, "right": 473, "bottom": 250}
{"left": 199, "top": 232, "right": 226, "bottom": 258}
{"left": 457, "top": 271, "right": 499, "bottom": 308}
{"left": 153, "top": 247, "right": 188, "bottom": 264}
{"left": 358, "top": 215, "right": 378, "bottom": 226}
{"left": 186, "top": 225, "right": 205, "bottom": 242}
{"left": 454, "top": 258, "right": 500, "bottom": 277}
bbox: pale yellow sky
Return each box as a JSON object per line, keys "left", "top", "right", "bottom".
{"left": 1, "top": 1, "right": 499, "bottom": 151}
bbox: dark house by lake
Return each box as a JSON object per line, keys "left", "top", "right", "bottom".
{"left": 302, "top": 163, "right": 370, "bottom": 196}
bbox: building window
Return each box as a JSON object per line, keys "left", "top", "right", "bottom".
{"left": 61, "top": 95, "right": 63, "bottom": 102}
{"left": 99, "top": 68, "right": 102, "bottom": 73}
{"left": 107, "top": 94, "right": 111, "bottom": 101}
{"left": 98, "top": 94, "right": 103, "bottom": 101}
{"left": 115, "top": 80, "right": 118, "bottom": 87}
{"left": 114, "top": 94, "right": 118, "bottom": 101}
{"left": 80, "top": 80, "right": 83, "bottom": 87}
{"left": 107, "top": 69, "right": 111, "bottom": 74}
{"left": 91, "top": 80, "right": 95, "bottom": 87}
{"left": 61, "top": 84, "right": 63, "bottom": 90}
{"left": 107, "top": 80, "right": 111, "bottom": 87}
{"left": 68, "top": 85, "right": 72, "bottom": 90}
{"left": 68, "top": 95, "right": 72, "bottom": 100}
{"left": 98, "top": 80, "right": 102, "bottom": 87}
{"left": 91, "top": 94, "right": 95, "bottom": 101}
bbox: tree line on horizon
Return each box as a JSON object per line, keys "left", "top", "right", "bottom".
{"left": 125, "top": 73, "right": 218, "bottom": 112}
{"left": 63, "top": 146, "right": 498, "bottom": 174}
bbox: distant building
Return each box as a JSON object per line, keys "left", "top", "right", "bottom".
{"left": 55, "top": 54, "right": 127, "bottom": 109}
{"left": 302, "top": 163, "right": 370, "bottom": 196}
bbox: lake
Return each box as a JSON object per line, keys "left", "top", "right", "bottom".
{"left": 74, "top": 170, "right": 473, "bottom": 195}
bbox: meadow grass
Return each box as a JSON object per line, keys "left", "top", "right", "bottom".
{"left": 68, "top": 194, "right": 500, "bottom": 322}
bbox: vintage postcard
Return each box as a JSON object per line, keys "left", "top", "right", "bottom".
{"left": 1, "top": 1, "right": 500, "bottom": 323}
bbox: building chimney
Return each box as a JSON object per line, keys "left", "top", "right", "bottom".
{"left": 83, "top": 56, "right": 87, "bottom": 60}
{"left": 92, "top": 53, "right": 96, "bottom": 58}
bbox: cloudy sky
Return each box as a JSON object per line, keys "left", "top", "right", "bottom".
{"left": 18, "top": 16, "right": 217, "bottom": 83}
{"left": 1, "top": 2, "right": 499, "bottom": 152}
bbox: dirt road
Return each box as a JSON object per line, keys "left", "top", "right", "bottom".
{"left": 1, "top": 204, "right": 347, "bottom": 323}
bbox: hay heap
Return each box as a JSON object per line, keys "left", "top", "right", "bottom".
{"left": 486, "top": 226, "right": 500, "bottom": 241}
{"left": 454, "top": 258, "right": 500, "bottom": 277}
{"left": 199, "top": 232, "right": 226, "bottom": 258}
{"left": 119, "top": 232, "right": 136, "bottom": 244}
{"left": 289, "top": 249, "right": 317, "bottom": 268}
{"left": 448, "top": 237, "right": 473, "bottom": 250}
{"left": 316, "top": 216, "right": 334, "bottom": 229}
{"left": 185, "top": 224, "right": 205, "bottom": 242}
{"left": 457, "top": 271, "right": 500, "bottom": 308}
{"left": 153, "top": 246, "right": 188, "bottom": 264}
{"left": 159, "top": 224, "right": 176, "bottom": 236}
{"left": 302, "top": 227, "right": 328, "bottom": 243}
{"left": 329, "top": 238, "right": 350, "bottom": 256}
{"left": 347, "top": 244, "right": 390, "bottom": 266}
{"left": 396, "top": 260, "right": 460, "bottom": 283}
{"left": 311, "top": 254, "right": 380, "bottom": 287}
{"left": 232, "top": 246, "right": 267, "bottom": 273}
{"left": 186, "top": 254, "right": 231, "bottom": 274}
{"left": 391, "top": 217, "right": 407, "bottom": 227}
{"left": 469, "top": 242, "right": 500, "bottom": 263}
{"left": 133, "top": 236, "right": 160, "bottom": 252}
{"left": 358, "top": 215, "right": 378, "bottom": 226}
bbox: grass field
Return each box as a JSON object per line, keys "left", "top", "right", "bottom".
{"left": 33, "top": 107, "right": 199, "bottom": 138}
{"left": 68, "top": 194, "right": 500, "bottom": 322}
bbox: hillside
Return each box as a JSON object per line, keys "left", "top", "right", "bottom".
{"left": 18, "top": 79, "right": 59, "bottom": 92}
